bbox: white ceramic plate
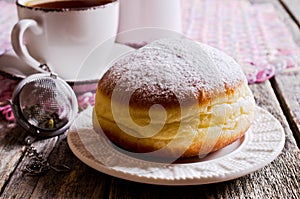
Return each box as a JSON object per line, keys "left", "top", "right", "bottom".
{"left": 67, "top": 106, "right": 285, "bottom": 185}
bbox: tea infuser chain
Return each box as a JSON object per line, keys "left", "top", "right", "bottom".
{"left": 23, "top": 144, "right": 71, "bottom": 176}
{"left": 8, "top": 63, "right": 77, "bottom": 176}
{"left": 21, "top": 124, "right": 72, "bottom": 175}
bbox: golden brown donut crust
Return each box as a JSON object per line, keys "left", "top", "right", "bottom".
{"left": 95, "top": 82, "right": 254, "bottom": 158}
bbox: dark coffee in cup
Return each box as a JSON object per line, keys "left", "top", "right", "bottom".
{"left": 27, "top": 0, "right": 115, "bottom": 9}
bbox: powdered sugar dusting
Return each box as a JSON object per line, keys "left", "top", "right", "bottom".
{"left": 99, "top": 38, "right": 246, "bottom": 106}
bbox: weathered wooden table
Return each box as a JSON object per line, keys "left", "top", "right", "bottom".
{"left": 1, "top": 0, "right": 300, "bottom": 198}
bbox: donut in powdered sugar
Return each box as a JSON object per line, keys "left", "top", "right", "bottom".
{"left": 94, "top": 38, "right": 255, "bottom": 158}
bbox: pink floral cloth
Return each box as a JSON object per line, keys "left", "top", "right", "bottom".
{"left": 0, "top": 0, "right": 299, "bottom": 121}
{"left": 182, "top": 0, "right": 300, "bottom": 83}
{"left": 0, "top": 76, "right": 16, "bottom": 121}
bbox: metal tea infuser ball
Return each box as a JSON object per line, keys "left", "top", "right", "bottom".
{"left": 10, "top": 72, "right": 78, "bottom": 143}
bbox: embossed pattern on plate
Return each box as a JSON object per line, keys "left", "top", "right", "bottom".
{"left": 67, "top": 106, "right": 285, "bottom": 185}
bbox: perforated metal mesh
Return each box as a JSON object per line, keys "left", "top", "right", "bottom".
{"left": 12, "top": 73, "right": 78, "bottom": 136}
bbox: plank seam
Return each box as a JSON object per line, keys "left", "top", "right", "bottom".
{"left": 270, "top": 77, "right": 300, "bottom": 148}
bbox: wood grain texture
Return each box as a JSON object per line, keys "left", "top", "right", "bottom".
{"left": 249, "top": 81, "right": 298, "bottom": 150}
{"left": 0, "top": 130, "right": 111, "bottom": 199}
{"left": 280, "top": 0, "right": 300, "bottom": 26}
{"left": 31, "top": 132, "right": 112, "bottom": 199}
{"left": 108, "top": 151, "right": 300, "bottom": 199}
{"left": 0, "top": 122, "right": 27, "bottom": 194}
{"left": 272, "top": 70, "right": 300, "bottom": 146}
{"left": 0, "top": 132, "right": 58, "bottom": 199}
{"left": 276, "top": 0, "right": 300, "bottom": 47}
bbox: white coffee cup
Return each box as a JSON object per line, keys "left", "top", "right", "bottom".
{"left": 116, "top": 0, "right": 182, "bottom": 46}
{"left": 11, "top": 0, "right": 119, "bottom": 80}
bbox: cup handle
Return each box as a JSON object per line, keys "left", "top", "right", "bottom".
{"left": 11, "top": 19, "right": 46, "bottom": 73}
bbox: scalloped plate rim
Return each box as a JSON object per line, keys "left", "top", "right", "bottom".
{"left": 67, "top": 106, "right": 285, "bottom": 185}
